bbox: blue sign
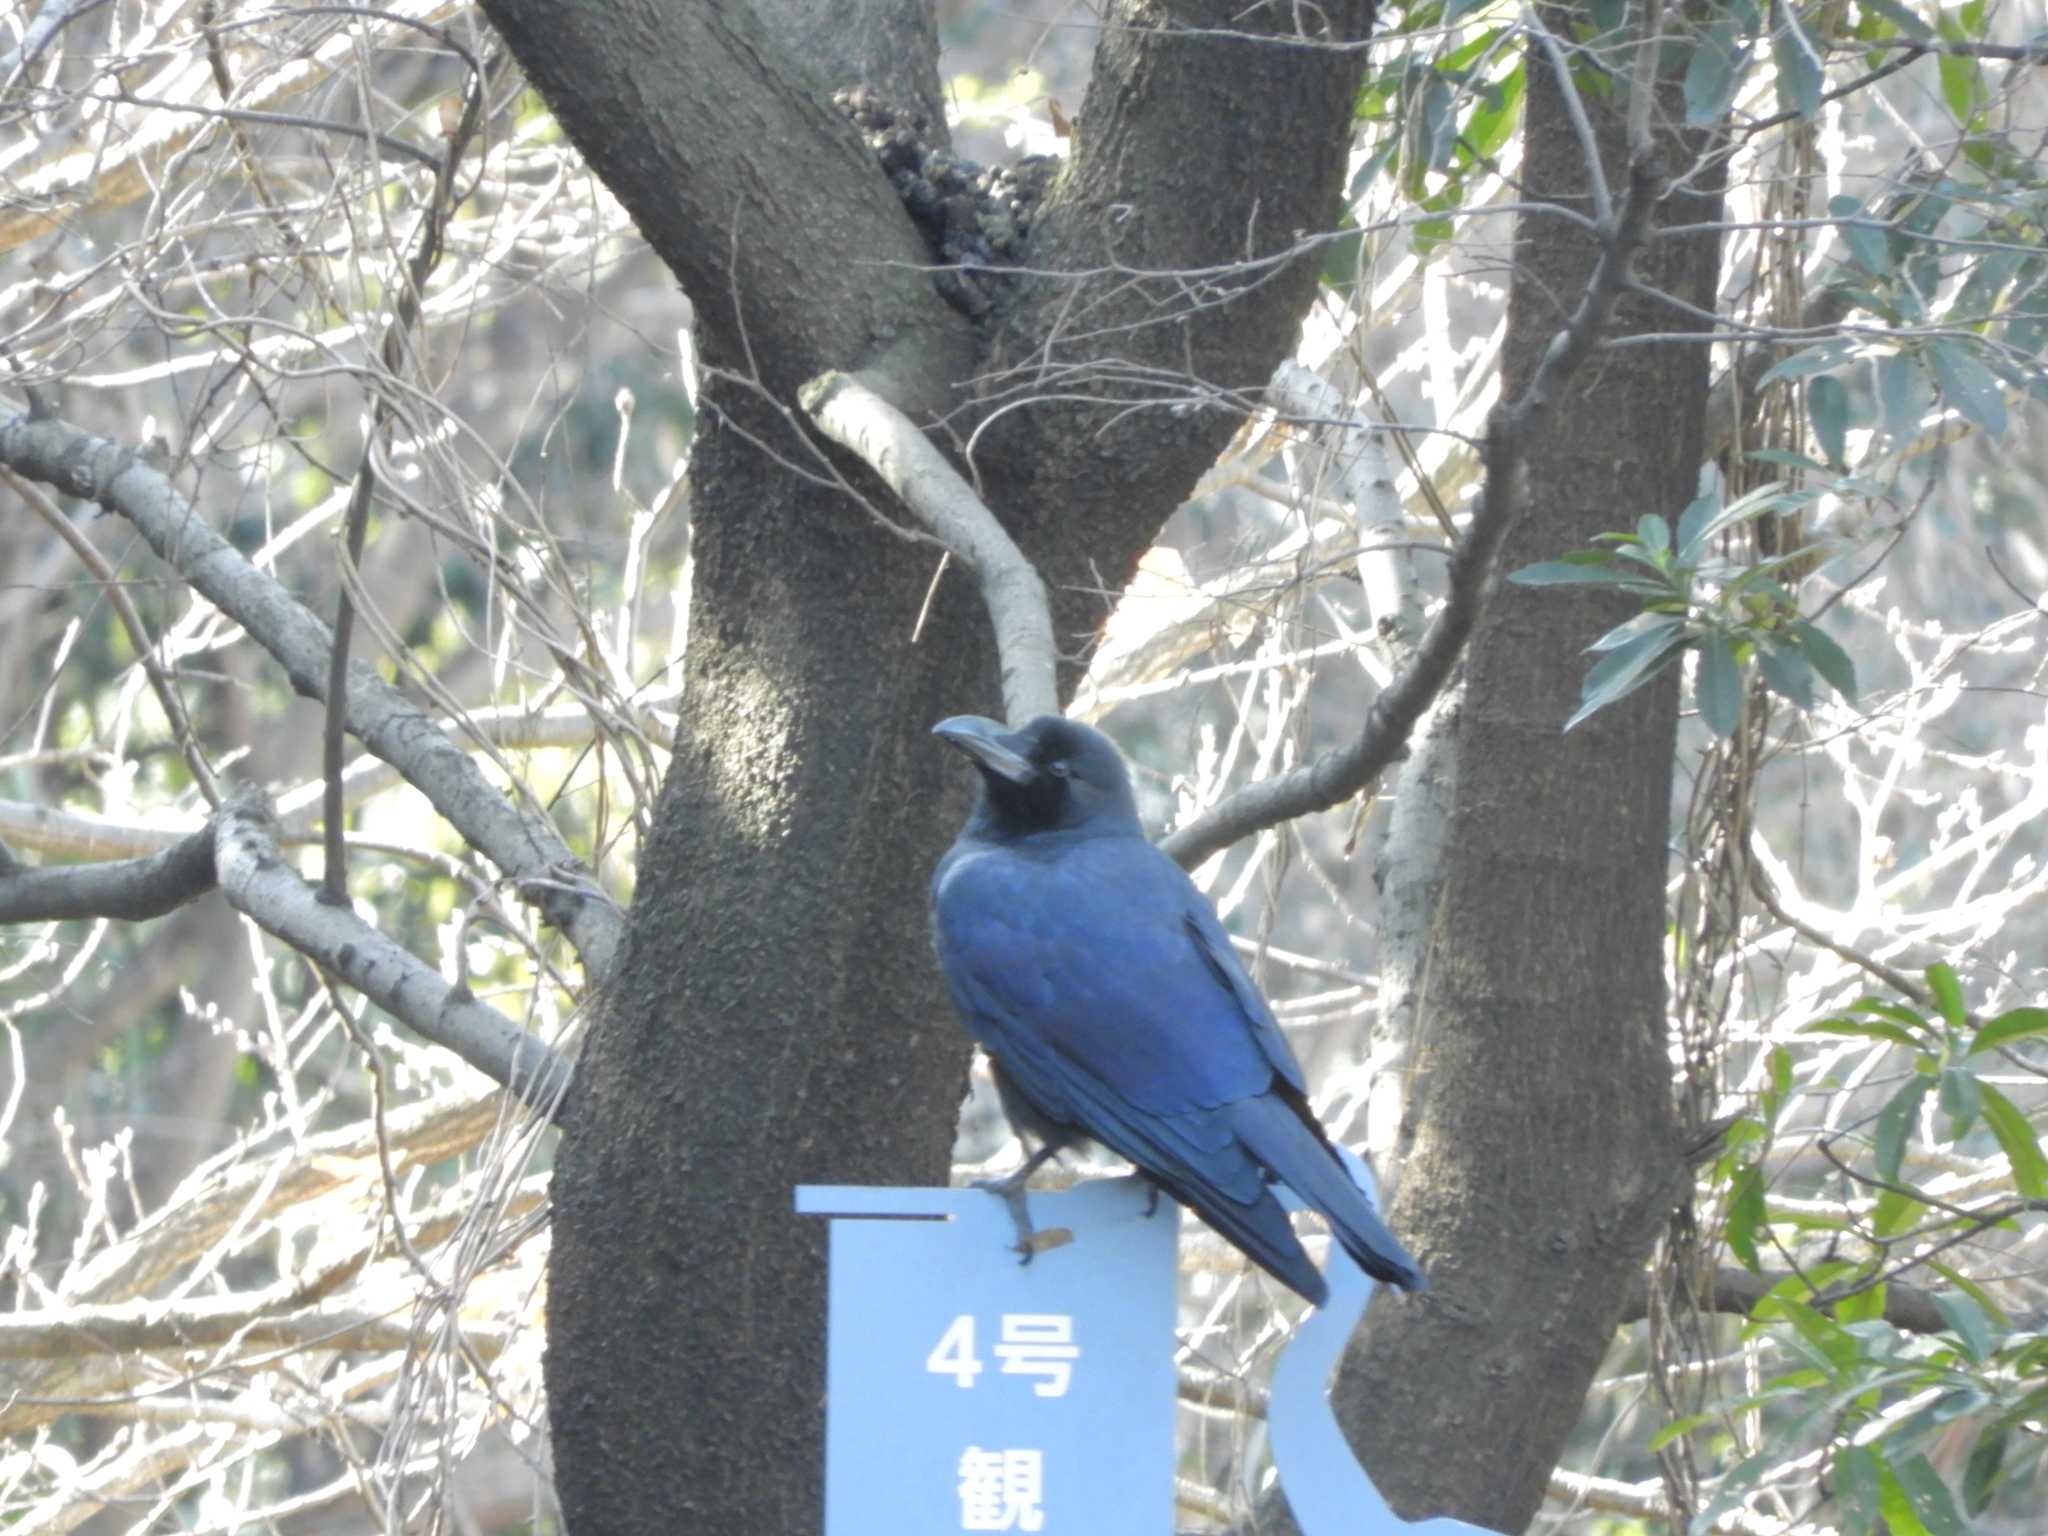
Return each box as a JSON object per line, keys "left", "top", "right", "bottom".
{"left": 797, "top": 1177, "right": 1177, "bottom": 1534}
{"left": 799, "top": 1158, "right": 1490, "bottom": 1535}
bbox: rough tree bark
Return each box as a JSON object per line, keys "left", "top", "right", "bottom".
{"left": 1339, "top": 26, "right": 1727, "bottom": 1530}
{"left": 471, "top": 3, "right": 1378, "bottom": 1532}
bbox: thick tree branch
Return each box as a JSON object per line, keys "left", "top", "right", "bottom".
{"left": 975, "top": 1, "right": 1379, "bottom": 677}
{"left": 211, "top": 794, "right": 571, "bottom": 1114}
{"left": 0, "top": 411, "right": 620, "bottom": 981}
{"left": 474, "top": 0, "right": 974, "bottom": 414}
{"left": 1161, "top": 153, "right": 1667, "bottom": 870}
{"left": 0, "top": 827, "right": 216, "bottom": 923}
{"left": 800, "top": 370, "right": 1057, "bottom": 723}
{"left": 0, "top": 800, "right": 191, "bottom": 861}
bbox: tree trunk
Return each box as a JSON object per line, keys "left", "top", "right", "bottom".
{"left": 472, "top": 3, "right": 1378, "bottom": 1531}
{"left": 543, "top": 381, "right": 997, "bottom": 1532}
{"left": 1336, "top": 33, "right": 1727, "bottom": 1531}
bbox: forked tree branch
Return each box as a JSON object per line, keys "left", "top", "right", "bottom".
{"left": 0, "top": 793, "right": 570, "bottom": 1109}
{"left": 0, "top": 410, "right": 621, "bottom": 981}
{"left": 1160, "top": 152, "right": 1667, "bottom": 870}
{"left": 211, "top": 792, "right": 571, "bottom": 1113}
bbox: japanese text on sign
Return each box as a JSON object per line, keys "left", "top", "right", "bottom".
{"left": 926, "top": 1314, "right": 1080, "bottom": 1399}
{"left": 958, "top": 1447, "right": 1045, "bottom": 1532}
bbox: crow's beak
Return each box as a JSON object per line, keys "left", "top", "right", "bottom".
{"left": 932, "top": 715, "right": 1036, "bottom": 784}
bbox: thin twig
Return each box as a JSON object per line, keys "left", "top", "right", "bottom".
{"left": 323, "top": 51, "right": 487, "bottom": 901}
{"left": 3, "top": 466, "right": 222, "bottom": 806}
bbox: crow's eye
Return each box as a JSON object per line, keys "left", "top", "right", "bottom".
{"left": 1047, "top": 760, "right": 1071, "bottom": 781}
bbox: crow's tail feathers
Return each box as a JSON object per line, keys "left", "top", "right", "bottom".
{"left": 1174, "top": 1175, "right": 1329, "bottom": 1307}
{"left": 1231, "top": 1095, "right": 1429, "bottom": 1294}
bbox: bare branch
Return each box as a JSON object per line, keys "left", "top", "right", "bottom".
{"left": 1162, "top": 153, "right": 1667, "bottom": 869}
{"left": 1620, "top": 1265, "right": 1951, "bottom": 1335}
{"left": 0, "top": 410, "right": 621, "bottom": 981}
{"left": 1267, "top": 361, "right": 1428, "bottom": 652}
{"left": 0, "top": 826, "right": 215, "bottom": 923}
{"left": 800, "top": 370, "right": 1058, "bottom": 723}
{"left": 0, "top": 799, "right": 191, "bottom": 860}
{"left": 72, "top": 1092, "right": 507, "bottom": 1305}
{"left": 0, "top": 1290, "right": 509, "bottom": 1363}
{"left": 211, "top": 793, "right": 572, "bottom": 1114}
{"left": 0, "top": 0, "right": 467, "bottom": 257}
{"left": 322, "top": 51, "right": 487, "bottom": 902}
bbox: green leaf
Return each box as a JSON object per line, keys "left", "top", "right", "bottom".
{"left": 1592, "top": 0, "right": 1631, "bottom": 31}
{"left": 1830, "top": 195, "right": 1893, "bottom": 276}
{"left": 1963, "top": 1427, "right": 2007, "bottom": 1514}
{"left": 1923, "top": 1261, "right": 2010, "bottom": 1326}
{"left": 1931, "top": 1290, "right": 1999, "bottom": 1364}
{"left": 1848, "top": 998, "right": 1936, "bottom": 1032}
{"left": 1507, "top": 560, "right": 1668, "bottom": 590}
{"left": 1766, "top": 1294, "right": 1864, "bottom": 1370}
{"left": 1683, "top": 21, "right": 1749, "bottom": 126}
{"left": 1879, "top": 1455, "right": 1935, "bottom": 1536}
{"left": 1683, "top": 478, "right": 1800, "bottom": 549}
{"left": 1875, "top": 1076, "right": 1934, "bottom": 1184}
{"left": 1403, "top": 67, "right": 1457, "bottom": 198}
{"left": 1789, "top": 620, "right": 1858, "bottom": 701}
{"left": 1880, "top": 350, "right": 1930, "bottom": 442}
{"left": 1676, "top": 481, "right": 1721, "bottom": 559}
{"left": 1725, "top": 1164, "right": 1766, "bottom": 1271}
{"left": 1772, "top": 10, "right": 1826, "bottom": 120}
{"left": 1977, "top": 1080, "right": 2048, "bottom": 1197}
{"left": 1857, "top": 0, "right": 1933, "bottom": 39}
{"left": 1928, "top": 337, "right": 2008, "bottom": 437}
{"left": 1588, "top": 612, "right": 1686, "bottom": 654}
{"left": 1808, "top": 374, "right": 1850, "bottom": 467}
{"left": 1938, "top": 1064, "right": 1982, "bottom": 1140}
{"left": 1759, "top": 339, "right": 1856, "bottom": 386}
{"left": 1461, "top": 59, "right": 1524, "bottom": 162}
{"left": 1872, "top": 1183, "right": 1924, "bottom": 1237}
{"left": 1938, "top": 47, "right": 1986, "bottom": 125}
{"left": 1564, "top": 624, "right": 1689, "bottom": 731}
{"left": 1756, "top": 636, "right": 1815, "bottom": 710}
{"left": 1444, "top": 0, "right": 1493, "bottom": 23}
{"left": 1891, "top": 1454, "right": 1970, "bottom": 1536}
{"left": 1834, "top": 1279, "right": 1887, "bottom": 1324}
{"left": 1969, "top": 1005, "right": 2048, "bottom": 1055}
{"left": 1952, "top": 244, "right": 2025, "bottom": 324}
{"left": 1806, "top": 1016, "right": 1924, "bottom": 1052}
{"left": 1835, "top": 1442, "right": 1885, "bottom": 1531}
{"left": 1924, "top": 962, "right": 1966, "bottom": 1030}
{"left": 1636, "top": 513, "right": 1671, "bottom": 554}
{"left": 1697, "top": 633, "right": 1743, "bottom": 737}
{"left": 1760, "top": 1044, "right": 1793, "bottom": 1126}
{"left": 1319, "top": 221, "right": 1366, "bottom": 289}
{"left": 1647, "top": 1408, "right": 1719, "bottom": 1452}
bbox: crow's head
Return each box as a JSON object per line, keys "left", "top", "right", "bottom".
{"left": 933, "top": 714, "right": 1142, "bottom": 839}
